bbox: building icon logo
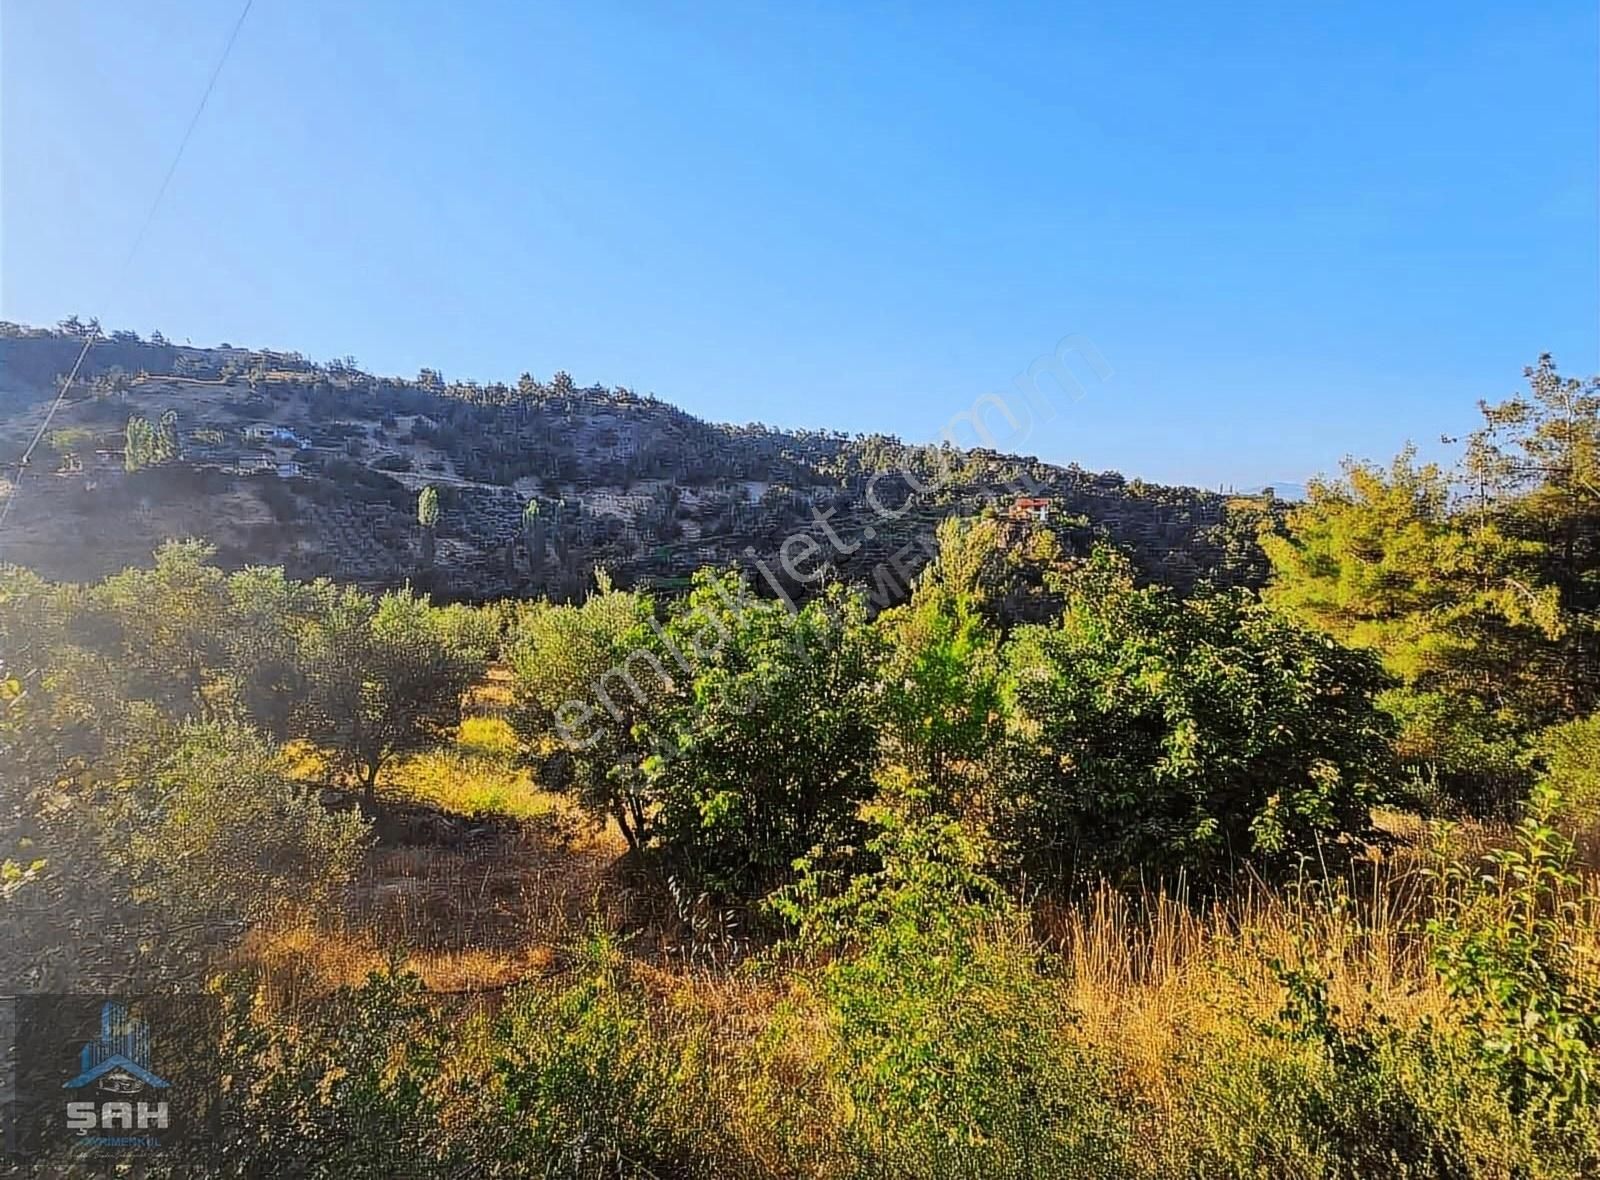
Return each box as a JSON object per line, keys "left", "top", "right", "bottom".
{"left": 62, "top": 1001, "right": 171, "bottom": 1147}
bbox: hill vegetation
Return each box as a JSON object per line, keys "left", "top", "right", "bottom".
{"left": 0, "top": 320, "right": 1271, "bottom": 602}
{"left": 2, "top": 335, "right": 1599, "bottom": 1176}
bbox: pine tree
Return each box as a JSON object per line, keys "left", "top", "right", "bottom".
{"left": 125, "top": 416, "right": 152, "bottom": 471}
{"left": 1262, "top": 448, "right": 1563, "bottom": 810}
{"left": 1466, "top": 355, "right": 1600, "bottom": 709}
{"left": 155, "top": 409, "right": 179, "bottom": 463}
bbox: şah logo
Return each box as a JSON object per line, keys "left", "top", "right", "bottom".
{"left": 62, "top": 1001, "right": 171, "bottom": 1147}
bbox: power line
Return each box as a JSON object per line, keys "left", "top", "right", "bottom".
{"left": 0, "top": 0, "right": 254, "bottom": 552}
{"left": 123, "top": 0, "right": 254, "bottom": 281}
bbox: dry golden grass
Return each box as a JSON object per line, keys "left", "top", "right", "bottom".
{"left": 235, "top": 785, "right": 627, "bottom": 1013}
{"left": 464, "top": 664, "right": 515, "bottom": 714}
{"left": 379, "top": 747, "right": 556, "bottom": 822}
{"left": 239, "top": 917, "right": 559, "bottom": 1009}
{"left": 224, "top": 759, "right": 1600, "bottom": 1179}
{"left": 251, "top": 693, "right": 1600, "bottom": 1159}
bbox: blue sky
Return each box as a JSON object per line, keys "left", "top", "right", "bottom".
{"left": 3, "top": 2, "right": 1595, "bottom": 488}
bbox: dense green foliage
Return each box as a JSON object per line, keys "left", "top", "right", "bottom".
{"left": 0, "top": 542, "right": 489, "bottom": 987}
{"left": 768, "top": 808, "right": 1127, "bottom": 1175}
{"left": 1264, "top": 358, "right": 1600, "bottom": 815}
{"left": 1426, "top": 785, "right": 1600, "bottom": 1118}
{"left": 3, "top": 347, "right": 1599, "bottom": 1175}
{"left": 506, "top": 582, "right": 662, "bottom": 848}
{"left": 505, "top": 527, "right": 1392, "bottom": 901}
{"left": 999, "top": 547, "right": 1395, "bottom": 884}
{"left": 641, "top": 573, "right": 881, "bottom": 899}
{"left": 1262, "top": 450, "right": 1561, "bottom": 810}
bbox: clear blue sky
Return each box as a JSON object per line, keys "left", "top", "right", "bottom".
{"left": 3, "top": 2, "right": 1595, "bottom": 488}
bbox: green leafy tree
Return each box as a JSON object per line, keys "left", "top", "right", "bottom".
{"left": 417, "top": 485, "right": 439, "bottom": 568}
{"left": 92, "top": 539, "right": 230, "bottom": 716}
{"left": 124, "top": 415, "right": 153, "bottom": 470}
{"left": 1530, "top": 712, "right": 1600, "bottom": 830}
{"left": 999, "top": 546, "right": 1395, "bottom": 885}
{"left": 432, "top": 600, "right": 503, "bottom": 667}
{"left": 123, "top": 411, "right": 178, "bottom": 470}
{"left": 505, "top": 584, "right": 661, "bottom": 850}
{"left": 521, "top": 498, "right": 546, "bottom": 581}
{"left": 222, "top": 566, "right": 336, "bottom": 739}
{"left": 875, "top": 518, "right": 1005, "bottom": 814}
{"left": 642, "top": 571, "right": 880, "bottom": 900}
{"left": 299, "top": 587, "right": 485, "bottom": 799}
{"left": 115, "top": 719, "right": 369, "bottom": 938}
{"left": 417, "top": 484, "right": 439, "bottom": 527}
{"left": 154, "top": 408, "right": 179, "bottom": 462}
{"left": 2, "top": 665, "right": 365, "bottom": 988}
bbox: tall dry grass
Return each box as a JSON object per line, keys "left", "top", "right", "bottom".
{"left": 230, "top": 722, "right": 1600, "bottom": 1177}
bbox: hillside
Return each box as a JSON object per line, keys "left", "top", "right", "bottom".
{"left": 0, "top": 322, "right": 1272, "bottom": 601}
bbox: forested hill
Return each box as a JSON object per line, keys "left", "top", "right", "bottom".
{"left": 0, "top": 322, "right": 1274, "bottom": 601}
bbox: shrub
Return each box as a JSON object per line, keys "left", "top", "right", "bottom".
{"left": 505, "top": 586, "right": 661, "bottom": 850}
{"left": 119, "top": 719, "right": 369, "bottom": 929}
{"left": 997, "top": 547, "right": 1396, "bottom": 886}
{"left": 1426, "top": 784, "right": 1600, "bottom": 1121}
{"left": 643, "top": 572, "right": 881, "bottom": 901}
{"left": 219, "top": 970, "right": 470, "bottom": 1177}
{"left": 768, "top": 806, "right": 1131, "bottom": 1177}
{"left": 1531, "top": 714, "right": 1600, "bottom": 830}
{"left": 494, "top": 926, "right": 705, "bottom": 1176}
{"left": 874, "top": 518, "right": 1006, "bottom": 815}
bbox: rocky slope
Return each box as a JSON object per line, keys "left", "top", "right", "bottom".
{"left": 0, "top": 323, "right": 1274, "bottom": 603}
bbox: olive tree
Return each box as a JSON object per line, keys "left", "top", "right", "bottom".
{"left": 298, "top": 587, "right": 485, "bottom": 799}
{"left": 505, "top": 585, "right": 661, "bottom": 850}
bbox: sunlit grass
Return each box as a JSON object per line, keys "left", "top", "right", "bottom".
{"left": 454, "top": 714, "right": 520, "bottom": 761}
{"left": 382, "top": 749, "right": 552, "bottom": 822}
{"left": 238, "top": 914, "right": 558, "bottom": 1011}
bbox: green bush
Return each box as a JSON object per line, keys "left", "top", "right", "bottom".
{"left": 218, "top": 970, "right": 469, "bottom": 1177}
{"left": 494, "top": 926, "right": 709, "bottom": 1177}
{"left": 1531, "top": 714, "right": 1600, "bottom": 829}
{"left": 997, "top": 546, "right": 1396, "bottom": 886}
{"left": 769, "top": 806, "right": 1132, "bottom": 1178}
{"left": 1426, "top": 784, "right": 1600, "bottom": 1121}
{"left": 505, "top": 584, "right": 662, "bottom": 850}
{"left": 643, "top": 572, "right": 881, "bottom": 901}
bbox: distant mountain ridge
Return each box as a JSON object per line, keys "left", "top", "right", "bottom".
{"left": 0, "top": 322, "right": 1277, "bottom": 603}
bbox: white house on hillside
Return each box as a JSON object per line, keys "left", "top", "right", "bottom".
{"left": 243, "top": 423, "right": 300, "bottom": 444}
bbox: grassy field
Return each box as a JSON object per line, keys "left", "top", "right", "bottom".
{"left": 234, "top": 687, "right": 1600, "bottom": 1178}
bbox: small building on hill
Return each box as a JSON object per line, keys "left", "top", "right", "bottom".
{"left": 243, "top": 423, "right": 300, "bottom": 445}
{"left": 1011, "top": 496, "right": 1051, "bottom": 523}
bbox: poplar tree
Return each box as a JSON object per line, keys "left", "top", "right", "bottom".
{"left": 417, "top": 486, "right": 439, "bottom": 568}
